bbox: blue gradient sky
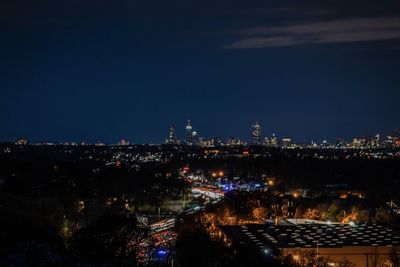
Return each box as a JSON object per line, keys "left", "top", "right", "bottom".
{"left": 1, "top": 0, "right": 400, "bottom": 143}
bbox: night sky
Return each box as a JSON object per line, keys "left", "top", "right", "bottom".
{"left": 1, "top": 0, "right": 400, "bottom": 143}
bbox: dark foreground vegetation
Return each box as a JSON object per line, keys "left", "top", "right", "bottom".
{"left": 0, "top": 144, "right": 399, "bottom": 266}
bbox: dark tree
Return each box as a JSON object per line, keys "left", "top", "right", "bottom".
{"left": 175, "top": 225, "right": 228, "bottom": 267}
{"left": 70, "top": 214, "right": 150, "bottom": 266}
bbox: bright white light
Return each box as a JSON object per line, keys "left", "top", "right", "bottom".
{"left": 263, "top": 248, "right": 270, "bottom": 255}
{"left": 327, "top": 220, "right": 332, "bottom": 225}
{"left": 349, "top": 221, "right": 356, "bottom": 227}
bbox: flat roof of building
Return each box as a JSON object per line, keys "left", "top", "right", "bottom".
{"left": 222, "top": 222, "right": 400, "bottom": 249}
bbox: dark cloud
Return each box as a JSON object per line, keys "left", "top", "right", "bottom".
{"left": 224, "top": 17, "right": 400, "bottom": 49}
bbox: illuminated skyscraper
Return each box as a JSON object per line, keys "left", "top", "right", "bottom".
{"left": 169, "top": 125, "right": 175, "bottom": 144}
{"left": 271, "top": 133, "right": 278, "bottom": 147}
{"left": 282, "top": 138, "right": 292, "bottom": 148}
{"left": 264, "top": 137, "right": 271, "bottom": 146}
{"left": 373, "top": 134, "right": 380, "bottom": 147}
{"left": 252, "top": 122, "right": 261, "bottom": 145}
{"left": 192, "top": 131, "right": 198, "bottom": 145}
{"left": 186, "top": 120, "right": 194, "bottom": 145}
{"left": 15, "top": 137, "right": 28, "bottom": 145}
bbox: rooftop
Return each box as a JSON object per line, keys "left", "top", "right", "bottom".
{"left": 222, "top": 222, "right": 400, "bottom": 250}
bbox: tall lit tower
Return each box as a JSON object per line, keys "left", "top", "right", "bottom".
{"left": 169, "top": 125, "right": 175, "bottom": 144}
{"left": 252, "top": 122, "right": 261, "bottom": 145}
{"left": 271, "top": 133, "right": 278, "bottom": 147}
{"left": 186, "top": 120, "right": 193, "bottom": 145}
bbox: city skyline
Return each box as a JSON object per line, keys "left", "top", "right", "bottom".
{"left": 1, "top": 2, "right": 400, "bottom": 267}
{"left": 7, "top": 120, "right": 400, "bottom": 145}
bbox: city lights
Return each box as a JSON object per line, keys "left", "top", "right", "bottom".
{"left": 2, "top": 1, "right": 400, "bottom": 266}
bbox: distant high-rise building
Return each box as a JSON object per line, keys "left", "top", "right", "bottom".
{"left": 352, "top": 138, "right": 366, "bottom": 148}
{"left": 118, "top": 139, "right": 130, "bottom": 146}
{"left": 385, "top": 130, "right": 400, "bottom": 147}
{"left": 169, "top": 125, "right": 175, "bottom": 144}
{"left": 186, "top": 120, "right": 194, "bottom": 145}
{"left": 252, "top": 122, "right": 261, "bottom": 145}
{"left": 373, "top": 134, "right": 380, "bottom": 147}
{"left": 271, "top": 133, "right": 278, "bottom": 147}
{"left": 264, "top": 137, "right": 271, "bottom": 147}
{"left": 227, "top": 137, "right": 244, "bottom": 146}
{"left": 335, "top": 138, "right": 345, "bottom": 148}
{"left": 15, "top": 138, "right": 28, "bottom": 145}
{"left": 282, "top": 138, "right": 292, "bottom": 148}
